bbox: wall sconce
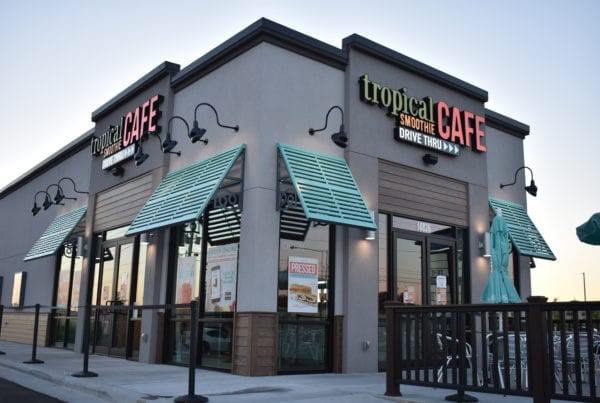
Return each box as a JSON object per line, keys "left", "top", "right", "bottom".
{"left": 364, "top": 210, "right": 376, "bottom": 240}
{"left": 479, "top": 232, "right": 491, "bottom": 258}
{"left": 75, "top": 236, "right": 84, "bottom": 258}
{"left": 54, "top": 177, "right": 89, "bottom": 204}
{"left": 422, "top": 153, "right": 438, "bottom": 165}
{"left": 140, "top": 232, "right": 153, "bottom": 245}
{"left": 31, "top": 190, "right": 52, "bottom": 216}
{"left": 190, "top": 102, "right": 239, "bottom": 144}
{"left": 144, "top": 129, "right": 182, "bottom": 156}
{"left": 111, "top": 165, "right": 125, "bottom": 177}
{"left": 500, "top": 166, "right": 537, "bottom": 197}
{"left": 45, "top": 183, "right": 68, "bottom": 205}
{"left": 134, "top": 143, "right": 149, "bottom": 166}
{"left": 309, "top": 105, "right": 348, "bottom": 148}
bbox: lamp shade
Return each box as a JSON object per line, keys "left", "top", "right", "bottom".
{"left": 331, "top": 125, "right": 348, "bottom": 148}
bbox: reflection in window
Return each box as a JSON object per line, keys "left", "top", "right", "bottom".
{"left": 116, "top": 243, "right": 133, "bottom": 305}
{"left": 12, "top": 272, "right": 25, "bottom": 307}
{"left": 396, "top": 238, "right": 423, "bottom": 304}
{"left": 52, "top": 242, "right": 83, "bottom": 349}
{"left": 135, "top": 243, "right": 147, "bottom": 305}
{"left": 56, "top": 255, "right": 71, "bottom": 308}
{"left": 173, "top": 221, "right": 202, "bottom": 304}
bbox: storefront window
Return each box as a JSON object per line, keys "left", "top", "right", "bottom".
{"left": 277, "top": 223, "right": 331, "bottom": 373}
{"left": 90, "top": 226, "right": 146, "bottom": 359}
{"left": 136, "top": 244, "right": 147, "bottom": 305}
{"left": 167, "top": 220, "right": 238, "bottom": 371}
{"left": 51, "top": 241, "right": 83, "bottom": 349}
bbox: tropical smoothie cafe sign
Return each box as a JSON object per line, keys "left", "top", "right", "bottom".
{"left": 90, "top": 95, "right": 163, "bottom": 170}
{"left": 359, "top": 74, "right": 486, "bottom": 156}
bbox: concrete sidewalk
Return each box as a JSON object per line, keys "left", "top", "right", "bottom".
{"left": 0, "top": 341, "right": 544, "bottom": 402}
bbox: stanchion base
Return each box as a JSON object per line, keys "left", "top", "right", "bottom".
{"left": 445, "top": 391, "right": 478, "bottom": 402}
{"left": 174, "top": 394, "right": 209, "bottom": 403}
{"left": 71, "top": 371, "right": 98, "bottom": 378}
{"left": 23, "top": 359, "right": 44, "bottom": 364}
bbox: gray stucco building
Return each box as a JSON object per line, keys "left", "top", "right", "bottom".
{"left": 0, "top": 18, "right": 554, "bottom": 376}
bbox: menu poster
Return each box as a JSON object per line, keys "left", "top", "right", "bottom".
{"left": 205, "top": 244, "right": 238, "bottom": 312}
{"left": 176, "top": 256, "right": 196, "bottom": 304}
{"left": 287, "top": 256, "right": 318, "bottom": 313}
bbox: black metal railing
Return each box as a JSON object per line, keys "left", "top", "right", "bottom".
{"left": 385, "top": 297, "right": 600, "bottom": 403}
{"left": 0, "top": 302, "right": 210, "bottom": 402}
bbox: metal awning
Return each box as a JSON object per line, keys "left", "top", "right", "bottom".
{"left": 489, "top": 197, "right": 556, "bottom": 261}
{"left": 24, "top": 206, "right": 87, "bottom": 261}
{"left": 277, "top": 143, "right": 376, "bottom": 231}
{"left": 126, "top": 144, "right": 246, "bottom": 236}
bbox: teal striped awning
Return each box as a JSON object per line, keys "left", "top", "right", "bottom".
{"left": 126, "top": 144, "right": 246, "bottom": 236}
{"left": 277, "top": 143, "right": 376, "bottom": 230}
{"left": 489, "top": 197, "right": 556, "bottom": 261}
{"left": 24, "top": 206, "right": 87, "bottom": 261}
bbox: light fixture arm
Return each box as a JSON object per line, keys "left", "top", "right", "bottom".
{"left": 148, "top": 129, "right": 181, "bottom": 156}
{"left": 499, "top": 166, "right": 534, "bottom": 189}
{"left": 193, "top": 103, "right": 239, "bottom": 132}
{"left": 57, "top": 177, "right": 89, "bottom": 195}
{"left": 33, "top": 190, "right": 52, "bottom": 202}
{"left": 167, "top": 115, "right": 190, "bottom": 135}
{"left": 46, "top": 183, "right": 71, "bottom": 204}
{"left": 309, "top": 105, "right": 344, "bottom": 135}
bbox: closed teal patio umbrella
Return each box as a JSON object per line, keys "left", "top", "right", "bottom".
{"left": 481, "top": 211, "right": 521, "bottom": 303}
{"left": 576, "top": 212, "right": 600, "bottom": 245}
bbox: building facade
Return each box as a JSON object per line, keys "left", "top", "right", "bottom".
{"left": 0, "top": 19, "right": 554, "bottom": 376}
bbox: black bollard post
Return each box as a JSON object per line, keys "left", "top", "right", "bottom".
{"left": 445, "top": 311, "right": 477, "bottom": 402}
{"left": 72, "top": 305, "right": 98, "bottom": 377}
{"left": 0, "top": 305, "right": 5, "bottom": 355}
{"left": 174, "top": 300, "right": 208, "bottom": 403}
{"left": 23, "top": 304, "right": 44, "bottom": 364}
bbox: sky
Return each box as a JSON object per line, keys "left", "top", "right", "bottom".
{"left": 1, "top": 1, "right": 599, "bottom": 301}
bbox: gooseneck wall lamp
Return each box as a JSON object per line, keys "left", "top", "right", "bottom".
{"left": 134, "top": 144, "right": 149, "bottom": 166}
{"left": 46, "top": 184, "right": 69, "bottom": 205}
{"left": 31, "top": 177, "right": 89, "bottom": 216}
{"left": 145, "top": 126, "right": 182, "bottom": 156}
{"left": 166, "top": 116, "right": 202, "bottom": 148}
{"left": 190, "top": 102, "right": 239, "bottom": 144}
{"left": 308, "top": 105, "right": 348, "bottom": 148}
{"left": 500, "top": 166, "right": 538, "bottom": 197}
{"left": 55, "top": 177, "right": 89, "bottom": 203}
{"left": 31, "top": 191, "right": 52, "bottom": 216}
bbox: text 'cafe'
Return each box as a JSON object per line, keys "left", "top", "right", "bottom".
{"left": 0, "top": 18, "right": 554, "bottom": 376}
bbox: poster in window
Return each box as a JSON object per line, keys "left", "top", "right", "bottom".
{"left": 436, "top": 275, "right": 447, "bottom": 305}
{"left": 177, "top": 256, "right": 196, "bottom": 304}
{"left": 287, "top": 256, "right": 318, "bottom": 313}
{"left": 205, "top": 244, "right": 238, "bottom": 312}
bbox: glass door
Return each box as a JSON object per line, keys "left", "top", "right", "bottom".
{"left": 94, "top": 241, "right": 134, "bottom": 357}
{"left": 394, "top": 233, "right": 425, "bottom": 304}
{"left": 428, "top": 240, "right": 454, "bottom": 306}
